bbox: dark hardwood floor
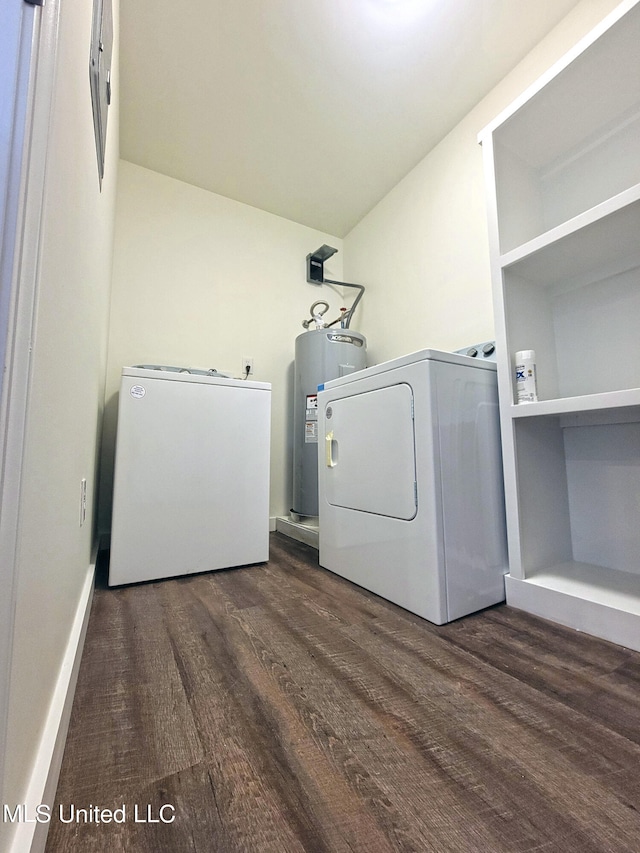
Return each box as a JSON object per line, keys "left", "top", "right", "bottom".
{"left": 45, "top": 533, "right": 640, "bottom": 852}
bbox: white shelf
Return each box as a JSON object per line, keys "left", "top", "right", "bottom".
{"left": 523, "top": 561, "right": 640, "bottom": 614}
{"left": 500, "top": 185, "right": 640, "bottom": 289}
{"left": 506, "top": 564, "right": 640, "bottom": 652}
{"left": 509, "top": 388, "right": 640, "bottom": 419}
{"left": 482, "top": 0, "right": 640, "bottom": 650}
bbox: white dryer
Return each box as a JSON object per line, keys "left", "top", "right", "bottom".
{"left": 317, "top": 348, "right": 507, "bottom": 624}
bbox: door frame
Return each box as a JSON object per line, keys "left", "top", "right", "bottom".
{"left": 0, "top": 0, "right": 59, "bottom": 806}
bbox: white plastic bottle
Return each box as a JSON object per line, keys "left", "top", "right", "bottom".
{"left": 515, "top": 350, "right": 538, "bottom": 403}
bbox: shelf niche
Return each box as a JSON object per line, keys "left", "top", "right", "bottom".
{"left": 503, "top": 261, "right": 640, "bottom": 402}
{"left": 514, "top": 415, "right": 640, "bottom": 575}
{"left": 491, "top": 2, "right": 640, "bottom": 254}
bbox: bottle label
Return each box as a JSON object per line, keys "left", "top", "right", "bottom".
{"left": 515, "top": 361, "right": 538, "bottom": 403}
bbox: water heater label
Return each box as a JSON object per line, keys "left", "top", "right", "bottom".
{"left": 328, "top": 334, "right": 362, "bottom": 347}
{"left": 305, "top": 422, "right": 318, "bottom": 443}
{"left": 130, "top": 385, "right": 146, "bottom": 399}
{"left": 305, "top": 393, "right": 318, "bottom": 442}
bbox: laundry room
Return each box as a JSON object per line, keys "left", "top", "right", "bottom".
{"left": 2, "top": 0, "right": 640, "bottom": 851}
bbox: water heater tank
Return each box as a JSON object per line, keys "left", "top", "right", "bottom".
{"left": 292, "top": 328, "right": 367, "bottom": 517}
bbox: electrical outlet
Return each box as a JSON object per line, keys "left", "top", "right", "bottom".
{"left": 242, "top": 357, "right": 254, "bottom": 376}
{"left": 79, "top": 478, "right": 87, "bottom": 527}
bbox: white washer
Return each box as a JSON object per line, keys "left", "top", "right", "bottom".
{"left": 109, "top": 366, "right": 271, "bottom": 586}
{"left": 317, "top": 348, "right": 507, "bottom": 624}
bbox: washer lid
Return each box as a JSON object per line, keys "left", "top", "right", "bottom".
{"left": 133, "top": 364, "right": 232, "bottom": 377}
{"left": 122, "top": 366, "right": 271, "bottom": 391}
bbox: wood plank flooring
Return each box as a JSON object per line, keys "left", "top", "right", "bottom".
{"left": 45, "top": 533, "right": 640, "bottom": 852}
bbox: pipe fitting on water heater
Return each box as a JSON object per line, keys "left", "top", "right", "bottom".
{"left": 304, "top": 244, "right": 365, "bottom": 331}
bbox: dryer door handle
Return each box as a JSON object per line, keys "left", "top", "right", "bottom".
{"left": 325, "top": 431, "right": 338, "bottom": 467}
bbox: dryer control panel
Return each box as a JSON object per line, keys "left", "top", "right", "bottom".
{"left": 454, "top": 341, "right": 496, "bottom": 361}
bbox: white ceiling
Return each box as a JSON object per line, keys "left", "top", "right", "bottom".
{"left": 119, "top": 0, "right": 582, "bottom": 237}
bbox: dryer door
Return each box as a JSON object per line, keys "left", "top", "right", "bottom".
{"left": 323, "top": 383, "right": 417, "bottom": 520}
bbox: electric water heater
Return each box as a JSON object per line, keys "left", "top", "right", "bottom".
{"left": 292, "top": 328, "right": 366, "bottom": 517}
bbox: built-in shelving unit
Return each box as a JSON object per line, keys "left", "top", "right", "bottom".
{"left": 479, "top": 0, "right": 640, "bottom": 651}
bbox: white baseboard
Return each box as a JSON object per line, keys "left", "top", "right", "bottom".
{"left": 7, "top": 554, "right": 95, "bottom": 853}
{"left": 269, "top": 516, "right": 277, "bottom": 532}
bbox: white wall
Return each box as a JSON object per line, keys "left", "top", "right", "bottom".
{"left": 101, "top": 161, "right": 345, "bottom": 527}
{"left": 1, "top": 0, "right": 119, "bottom": 839}
{"left": 103, "top": 1, "right": 624, "bottom": 528}
{"left": 344, "top": 0, "right": 622, "bottom": 367}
